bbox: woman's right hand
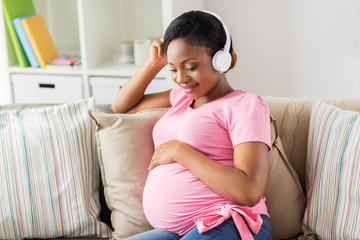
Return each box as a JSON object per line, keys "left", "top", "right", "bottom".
{"left": 148, "top": 38, "right": 167, "bottom": 69}
{"left": 112, "top": 38, "right": 171, "bottom": 114}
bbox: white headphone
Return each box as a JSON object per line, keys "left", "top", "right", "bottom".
{"left": 201, "top": 10, "right": 232, "bottom": 73}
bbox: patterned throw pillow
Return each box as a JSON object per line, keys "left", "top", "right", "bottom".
{"left": 0, "top": 98, "right": 111, "bottom": 239}
{"left": 303, "top": 101, "right": 360, "bottom": 239}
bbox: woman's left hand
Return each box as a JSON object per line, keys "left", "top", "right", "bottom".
{"left": 148, "top": 140, "right": 189, "bottom": 170}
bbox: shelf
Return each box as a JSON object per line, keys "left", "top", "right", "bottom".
{"left": 0, "top": 0, "right": 200, "bottom": 103}
{"left": 9, "top": 66, "right": 83, "bottom": 76}
{"left": 88, "top": 60, "right": 169, "bottom": 79}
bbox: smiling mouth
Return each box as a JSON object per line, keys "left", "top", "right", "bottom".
{"left": 181, "top": 83, "right": 199, "bottom": 94}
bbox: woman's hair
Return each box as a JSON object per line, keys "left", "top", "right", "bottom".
{"left": 163, "top": 10, "right": 237, "bottom": 71}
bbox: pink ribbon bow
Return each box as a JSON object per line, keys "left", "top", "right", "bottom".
{"left": 193, "top": 203, "right": 264, "bottom": 240}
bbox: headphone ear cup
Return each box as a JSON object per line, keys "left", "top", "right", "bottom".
{"left": 212, "top": 50, "right": 232, "bottom": 73}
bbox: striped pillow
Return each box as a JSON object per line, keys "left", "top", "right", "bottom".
{"left": 303, "top": 101, "right": 360, "bottom": 239}
{"left": 0, "top": 98, "right": 111, "bottom": 239}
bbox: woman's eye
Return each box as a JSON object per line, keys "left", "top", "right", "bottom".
{"left": 169, "top": 69, "right": 177, "bottom": 73}
{"left": 186, "top": 66, "right": 197, "bottom": 71}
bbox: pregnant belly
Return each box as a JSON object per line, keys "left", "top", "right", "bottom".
{"left": 142, "top": 163, "right": 228, "bottom": 235}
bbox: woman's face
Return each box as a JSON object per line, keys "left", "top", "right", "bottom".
{"left": 166, "top": 38, "right": 221, "bottom": 101}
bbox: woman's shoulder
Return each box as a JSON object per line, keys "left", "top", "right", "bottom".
{"left": 223, "top": 90, "right": 268, "bottom": 108}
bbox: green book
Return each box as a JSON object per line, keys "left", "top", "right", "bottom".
{"left": 2, "top": 0, "right": 36, "bottom": 67}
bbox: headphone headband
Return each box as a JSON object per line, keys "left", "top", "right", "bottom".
{"left": 201, "top": 10, "right": 231, "bottom": 53}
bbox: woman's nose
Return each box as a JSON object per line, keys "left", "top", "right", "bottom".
{"left": 175, "top": 70, "right": 188, "bottom": 84}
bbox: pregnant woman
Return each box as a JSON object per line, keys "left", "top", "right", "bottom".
{"left": 112, "top": 10, "right": 272, "bottom": 240}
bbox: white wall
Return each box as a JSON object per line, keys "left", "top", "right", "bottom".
{"left": 206, "top": 0, "right": 360, "bottom": 98}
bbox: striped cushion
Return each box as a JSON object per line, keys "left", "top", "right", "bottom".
{"left": 0, "top": 98, "right": 111, "bottom": 239}
{"left": 303, "top": 101, "right": 360, "bottom": 239}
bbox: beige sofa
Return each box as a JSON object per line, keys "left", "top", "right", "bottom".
{"left": 264, "top": 97, "right": 360, "bottom": 240}
{"left": 1, "top": 96, "right": 360, "bottom": 240}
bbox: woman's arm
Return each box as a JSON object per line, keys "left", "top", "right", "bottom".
{"left": 149, "top": 141, "right": 269, "bottom": 207}
{"left": 112, "top": 39, "right": 172, "bottom": 114}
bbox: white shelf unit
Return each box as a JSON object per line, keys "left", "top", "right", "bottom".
{"left": 0, "top": 0, "right": 205, "bottom": 104}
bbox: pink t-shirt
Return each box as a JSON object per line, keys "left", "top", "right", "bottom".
{"left": 142, "top": 86, "right": 271, "bottom": 237}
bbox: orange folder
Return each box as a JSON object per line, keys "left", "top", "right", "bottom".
{"left": 21, "top": 14, "right": 59, "bottom": 68}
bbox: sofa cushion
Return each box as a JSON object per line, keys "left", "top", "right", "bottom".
{"left": 88, "top": 108, "right": 169, "bottom": 239}
{"left": 0, "top": 98, "right": 112, "bottom": 239}
{"left": 302, "top": 101, "right": 360, "bottom": 239}
{"left": 0, "top": 103, "right": 114, "bottom": 230}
